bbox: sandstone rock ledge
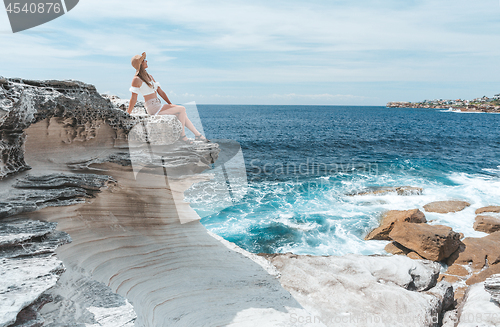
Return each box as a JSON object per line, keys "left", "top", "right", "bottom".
{"left": 0, "top": 77, "right": 326, "bottom": 326}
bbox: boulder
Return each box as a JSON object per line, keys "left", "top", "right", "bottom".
{"left": 265, "top": 253, "right": 449, "bottom": 327}
{"left": 423, "top": 201, "right": 470, "bottom": 213}
{"left": 365, "top": 209, "right": 426, "bottom": 241}
{"left": 353, "top": 186, "right": 423, "bottom": 196}
{"left": 389, "top": 223, "right": 462, "bottom": 261}
{"left": 475, "top": 205, "right": 500, "bottom": 214}
{"left": 447, "top": 231, "right": 500, "bottom": 270}
{"left": 473, "top": 215, "right": 500, "bottom": 234}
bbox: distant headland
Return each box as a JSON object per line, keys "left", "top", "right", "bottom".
{"left": 387, "top": 93, "right": 500, "bottom": 113}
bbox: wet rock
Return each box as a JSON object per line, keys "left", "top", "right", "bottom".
{"left": 389, "top": 223, "right": 462, "bottom": 261}
{"left": 475, "top": 205, "right": 500, "bottom": 214}
{"left": 365, "top": 209, "right": 426, "bottom": 241}
{"left": 423, "top": 200, "right": 471, "bottom": 213}
{"left": 350, "top": 186, "right": 423, "bottom": 196}
{"left": 473, "top": 215, "right": 500, "bottom": 234}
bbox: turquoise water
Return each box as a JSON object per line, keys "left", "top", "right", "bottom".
{"left": 185, "top": 105, "right": 500, "bottom": 255}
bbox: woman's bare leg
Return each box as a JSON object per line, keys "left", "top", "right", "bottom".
{"left": 184, "top": 117, "right": 201, "bottom": 136}
{"left": 158, "top": 104, "right": 187, "bottom": 134}
{"left": 158, "top": 104, "right": 205, "bottom": 137}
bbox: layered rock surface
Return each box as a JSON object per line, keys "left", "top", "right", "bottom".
{"left": 1, "top": 77, "right": 325, "bottom": 326}
{"left": 0, "top": 218, "right": 70, "bottom": 327}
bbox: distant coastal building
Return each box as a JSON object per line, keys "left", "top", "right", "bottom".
{"left": 387, "top": 92, "right": 500, "bottom": 112}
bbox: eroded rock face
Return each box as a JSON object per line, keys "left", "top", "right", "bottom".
{"left": 365, "top": 209, "right": 426, "bottom": 241}
{"left": 423, "top": 200, "right": 470, "bottom": 213}
{"left": 473, "top": 215, "right": 500, "bottom": 234}
{"left": 389, "top": 223, "right": 462, "bottom": 261}
{"left": 0, "top": 173, "right": 114, "bottom": 219}
{"left": 0, "top": 78, "right": 136, "bottom": 180}
{"left": 265, "top": 253, "right": 450, "bottom": 327}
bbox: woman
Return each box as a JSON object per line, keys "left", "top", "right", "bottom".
{"left": 127, "top": 52, "right": 208, "bottom": 144}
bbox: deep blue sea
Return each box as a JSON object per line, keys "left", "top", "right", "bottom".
{"left": 185, "top": 105, "right": 500, "bottom": 256}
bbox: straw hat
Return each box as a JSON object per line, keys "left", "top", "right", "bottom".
{"left": 131, "top": 52, "right": 146, "bottom": 74}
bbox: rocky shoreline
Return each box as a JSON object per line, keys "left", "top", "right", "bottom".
{"left": 1, "top": 77, "right": 499, "bottom": 326}
{"left": 360, "top": 188, "right": 500, "bottom": 326}
{"left": 386, "top": 101, "right": 500, "bottom": 113}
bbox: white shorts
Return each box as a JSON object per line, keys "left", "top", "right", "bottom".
{"left": 144, "top": 98, "right": 163, "bottom": 115}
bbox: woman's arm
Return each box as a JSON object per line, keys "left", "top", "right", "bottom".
{"left": 127, "top": 77, "right": 142, "bottom": 114}
{"left": 157, "top": 87, "right": 172, "bottom": 105}
{"left": 127, "top": 93, "right": 138, "bottom": 114}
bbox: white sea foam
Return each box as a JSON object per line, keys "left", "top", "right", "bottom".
{"left": 192, "top": 167, "right": 500, "bottom": 256}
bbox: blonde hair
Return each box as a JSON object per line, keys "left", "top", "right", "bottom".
{"left": 136, "top": 64, "right": 152, "bottom": 88}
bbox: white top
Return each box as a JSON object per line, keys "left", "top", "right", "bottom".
{"left": 129, "top": 77, "right": 161, "bottom": 96}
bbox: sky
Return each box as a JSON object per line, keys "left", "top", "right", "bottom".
{"left": 1, "top": 0, "right": 500, "bottom": 105}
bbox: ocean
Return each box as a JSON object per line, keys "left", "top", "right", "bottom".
{"left": 185, "top": 105, "right": 500, "bottom": 256}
